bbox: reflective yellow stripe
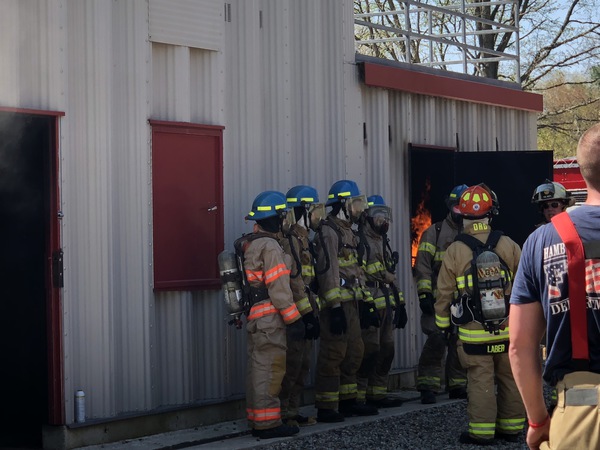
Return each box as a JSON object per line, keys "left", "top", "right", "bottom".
{"left": 373, "top": 296, "right": 387, "bottom": 310}
{"left": 417, "top": 279, "right": 432, "bottom": 291}
{"left": 302, "top": 264, "right": 315, "bottom": 277}
{"left": 458, "top": 327, "right": 509, "bottom": 343}
{"left": 365, "top": 261, "right": 385, "bottom": 275}
{"left": 339, "top": 255, "right": 358, "bottom": 267}
{"left": 418, "top": 241, "right": 436, "bottom": 256}
{"left": 323, "top": 287, "right": 341, "bottom": 303}
{"left": 295, "top": 296, "right": 312, "bottom": 314}
{"left": 417, "top": 376, "right": 440, "bottom": 388}
{"left": 340, "top": 288, "right": 357, "bottom": 301}
{"left": 436, "top": 314, "right": 450, "bottom": 328}
{"left": 434, "top": 251, "right": 445, "bottom": 262}
{"left": 448, "top": 377, "right": 467, "bottom": 388}
{"left": 339, "top": 383, "right": 358, "bottom": 395}
{"left": 315, "top": 391, "right": 339, "bottom": 403}
{"left": 367, "top": 385, "right": 387, "bottom": 396}
{"left": 469, "top": 422, "right": 495, "bottom": 437}
{"left": 496, "top": 417, "right": 526, "bottom": 433}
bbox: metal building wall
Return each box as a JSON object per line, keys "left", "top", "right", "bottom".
{"left": 361, "top": 87, "right": 537, "bottom": 370}
{"left": 0, "top": 0, "right": 537, "bottom": 428}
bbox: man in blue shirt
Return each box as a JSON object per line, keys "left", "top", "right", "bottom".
{"left": 509, "top": 122, "right": 600, "bottom": 450}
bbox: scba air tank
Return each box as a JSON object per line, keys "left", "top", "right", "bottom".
{"left": 476, "top": 251, "right": 507, "bottom": 320}
{"left": 217, "top": 250, "right": 244, "bottom": 316}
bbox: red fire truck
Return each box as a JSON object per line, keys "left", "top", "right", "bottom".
{"left": 553, "top": 157, "right": 587, "bottom": 204}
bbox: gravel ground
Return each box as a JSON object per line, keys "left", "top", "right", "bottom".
{"left": 254, "top": 402, "right": 529, "bottom": 450}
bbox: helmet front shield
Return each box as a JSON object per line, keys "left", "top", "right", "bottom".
{"left": 308, "top": 203, "right": 326, "bottom": 230}
{"left": 345, "top": 194, "right": 368, "bottom": 223}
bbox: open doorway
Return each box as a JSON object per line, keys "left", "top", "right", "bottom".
{"left": 0, "top": 110, "right": 63, "bottom": 447}
{"left": 409, "top": 145, "right": 553, "bottom": 250}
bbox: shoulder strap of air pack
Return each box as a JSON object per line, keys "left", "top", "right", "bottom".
{"left": 454, "top": 230, "right": 503, "bottom": 253}
{"left": 551, "top": 212, "right": 589, "bottom": 362}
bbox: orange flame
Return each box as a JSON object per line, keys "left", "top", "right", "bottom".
{"left": 411, "top": 180, "right": 432, "bottom": 267}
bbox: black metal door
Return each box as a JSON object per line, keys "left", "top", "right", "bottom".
{"left": 0, "top": 112, "right": 51, "bottom": 447}
{"left": 409, "top": 146, "right": 554, "bottom": 248}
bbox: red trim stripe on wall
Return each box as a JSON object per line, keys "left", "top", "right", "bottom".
{"left": 360, "top": 62, "right": 543, "bottom": 112}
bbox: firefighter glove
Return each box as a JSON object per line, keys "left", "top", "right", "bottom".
{"left": 394, "top": 303, "right": 408, "bottom": 329}
{"left": 360, "top": 301, "right": 380, "bottom": 329}
{"left": 286, "top": 319, "right": 306, "bottom": 342}
{"left": 419, "top": 292, "right": 435, "bottom": 315}
{"left": 329, "top": 306, "right": 347, "bottom": 335}
{"left": 302, "top": 311, "right": 320, "bottom": 340}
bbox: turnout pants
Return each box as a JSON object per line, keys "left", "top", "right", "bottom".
{"left": 315, "top": 301, "right": 364, "bottom": 410}
{"left": 457, "top": 341, "right": 525, "bottom": 441}
{"left": 280, "top": 338, "right": 312, "bottom": 419}
{"left": 246, "top": 309, "right": 287, "bottom": 430}
{"left": 357, "top": 307, "right": 394, "bottom": 401}
{"left": 540, "top": 371, "right": 600, "bottom": 450}
{"left": 417, "top": 313, "right": 466, "bottom": 392}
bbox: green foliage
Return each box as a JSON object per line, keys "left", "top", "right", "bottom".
{"left": 536, "top": 68, "right": 600, "bottom": 158}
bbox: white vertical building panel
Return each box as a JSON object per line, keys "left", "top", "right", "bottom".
{"left": 62, "top": 0, "right": 116, "bottom": 419}
{"left": 149, "top": 0, "right": 223, "bottom": 51}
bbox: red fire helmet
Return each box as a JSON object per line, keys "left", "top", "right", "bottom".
{"left": 453, "top": 185, "right": 493, "bottom": 219}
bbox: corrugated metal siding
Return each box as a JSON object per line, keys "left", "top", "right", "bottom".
{"left": 0, "top": 0, "right": 537, "bottom": 427}
{"left": 363, "top": 87, "right": 538, "bottom": 371}
{"left": 60, "top": 0, "right": 155, "bottom": 420}
{"left": 149, "top": 0, "right": 223, "bottom": 51}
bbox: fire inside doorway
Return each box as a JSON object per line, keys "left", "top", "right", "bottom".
{"left": 409, "top": 144, "right": 554, "bottom": 262}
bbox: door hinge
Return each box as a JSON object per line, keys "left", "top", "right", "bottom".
{"left": 52, "top": 249, "right": 64, "bottom": 288}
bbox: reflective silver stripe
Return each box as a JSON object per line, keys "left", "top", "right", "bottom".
{"left": 565, "top": 388, "right": 599, "bottom": 406}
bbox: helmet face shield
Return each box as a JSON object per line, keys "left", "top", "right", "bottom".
{"left": 367, "top": 205, "right": 392, "bottom": 234}
{"left": 281, "top": 208, "right": 294, "bottom": 233}
{"left": 345, "top": 194, "right": 368, "bottom": 223}
{"left": 308, "top": 203, "right": 326, "bottom": 230}
{"left": 367, "top": 205, "right": 392, "bottom": 222}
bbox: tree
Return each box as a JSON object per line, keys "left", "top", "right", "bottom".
{"left": 537, "top": 68, "right": 600, "bottom": 157}
{"left": 354, "top": 0, "right": 600, "bottom": 153}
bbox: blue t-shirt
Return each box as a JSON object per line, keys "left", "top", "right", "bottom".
{"left": 511, "top": 205, "right": 600, "bottom": 385}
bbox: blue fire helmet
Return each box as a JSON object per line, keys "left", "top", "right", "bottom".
{"left": 245, "top": 191, "right": 287, "bottom": 221}
{"left": 286, "top": 185, "right": 319, "bottom": 207}
{"left": 326, "top": 179, "right": 361, "bottom": 206}
{"left": 367, "top": 194, "right": 386, "bottom": 207}
{"left": 446, "top": 184, "right": 468, "bottom": 209}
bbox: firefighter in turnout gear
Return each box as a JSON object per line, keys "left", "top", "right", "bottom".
{"left": 414, "top": 185, "right": 468, "bottom": 404}
{"left": 435, "top": 185, "right": 526, "bottom": 445}
{"left": 531, "top": 180, "right": 575, "bottom": 228}
{"left": 356, "top": 195, "right": 406, "bottom": 408}
{"left": 278, "top": 185, "right": 323, "bottom": 428}
{"left": 312, "top": 180, "right": 379, "bottom": 423}
{"left": 238, "top": 191, "right": 304, "bottom": 439}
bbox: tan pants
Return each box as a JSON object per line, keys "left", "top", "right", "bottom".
{"left": 246, "top": 311, "right": 287, "bottom": 430}
{"left": 357, "top": 307, "right": 394, "bottom": 401}
{"left": 417, "top": 313, "right": 466, "bottom": 391}
{"left": 315, "top": 301, "right": 364, "bottom": 410}
{"left": 457, "top": 340, "right": 525, "bottom": 440}
{"left": 280, "top": 337, "right": 312, "bottom": 419}
{"left": 540, "top": 371, "right": 600, "bottom": 450}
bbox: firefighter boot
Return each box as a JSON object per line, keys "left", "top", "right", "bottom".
{"left": 459, "top": 432, "right": 496, "bottom": 446}
{"left": 448, "top": 387, "right": 467, "bottom": 400}
{"left": 338, "top": 399, "right": 378, "bottom": 417}
{"left": 420, "top": 390, "right": 437, "bottom": 404}
{"left": 251, "top": 424, "right": 300, "bottom": 439}
{"left": 367, "top": 397, "right": 404, "bottom": 408}
{"left": 284, "top": 414, "right": 317, "bottom": 427}
{"left": 317, "top": 409, "right": 345, "bottom": 423}
{"left": 494, "top": 432, "right": 521, "bottom": 443}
